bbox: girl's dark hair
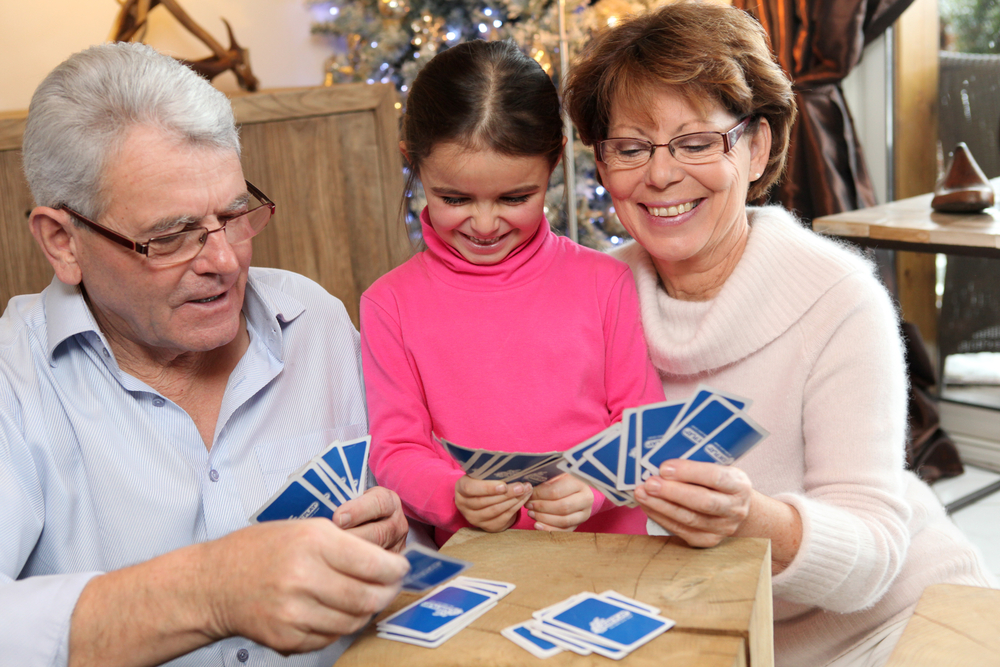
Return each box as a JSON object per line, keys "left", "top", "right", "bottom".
{"left": 402, "top": 39, "right": 564, "bottom": 186}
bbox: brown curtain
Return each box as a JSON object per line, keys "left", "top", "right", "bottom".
{"left": 733, "top": 0, "right": 917, "bottom": 222}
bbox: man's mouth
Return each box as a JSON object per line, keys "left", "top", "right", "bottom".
{"left": 191, "top": 293, "right": 223, "bottom": 304}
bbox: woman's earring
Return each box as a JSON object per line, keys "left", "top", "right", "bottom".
{"left": 753, "top": 172, "right": 761, "bottom": 180}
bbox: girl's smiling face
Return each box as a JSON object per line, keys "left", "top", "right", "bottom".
{"left": 417, "top": 142, "right": 555, "bottom": 265}
{"left": 596, "top": 87, "right": 770, "bottom": 281}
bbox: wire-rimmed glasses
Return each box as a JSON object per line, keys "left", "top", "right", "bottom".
{"left": 58, "top": 180, "right": 275, "bottom": 267}
{"left": 595, "top": 117, "right": 753, "bottom": 169}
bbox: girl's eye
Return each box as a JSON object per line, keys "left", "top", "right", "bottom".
{"left": 441, "top": 196, "right": 468, "bottom": 205}
{"left": 501, "top": 195, "right": 531, "bottom": 204}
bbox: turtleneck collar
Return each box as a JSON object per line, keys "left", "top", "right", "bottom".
{"left": 418, "top": 206, "right": 557, "bottom": 290}
{"left": 612, "top": 206, "right": 873, "bottom": 376}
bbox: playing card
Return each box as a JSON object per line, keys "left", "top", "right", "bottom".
{"left": 502, "top": 622, "right": 564, "bottom": 659}
{"left": 640, "top": 396, "right": 740, "bottom": 477}
{"left": 338, "top": 436, "right": 371, "bottom": 496}
{"left": 401, "top": 543, "right": 472, "bottom": 592}
{"left": 300, "top": 467, "right": 349, "bottom": 507}
{"left": 683, "top": 414, "right": 767, "bottom": 464}
{"left": 524, "top": 619, "right": 593, "bottom": 656}
{"left": 598, "top": 590, "right": 661, "bottom": 616}
{"left": 250, "top": 477, "right": 336, "bottom": 523}
{"left": 378, "top": 584, "right": 497, "bottom": 640}
{"left": 542, "top": 593, "right": 674, "bottom": 652}
{"left": 477, "top": 451, "right": 564, "bottom": 483}
{"left": 452, "top": 576, "right": 516, "bottom": 598}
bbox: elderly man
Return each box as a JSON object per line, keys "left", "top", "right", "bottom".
{"left": 0, "top": 42, "right": 411, "bottom": 666}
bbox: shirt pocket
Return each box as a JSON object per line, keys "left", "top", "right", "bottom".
{"left": 253, "top": 424, "right": 367, "bottom": 496}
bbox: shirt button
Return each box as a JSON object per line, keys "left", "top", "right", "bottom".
{"left": 236, "top": 648, "right": 249, "bottom": 662}
{"left": 209, "top": 469, "right": 220, "bottom": 482}
{"left": 152, "top": 397, "right": 165, "bottom": 407}
{"left": 102, "top": 348, "right": 110, "bottom": 357}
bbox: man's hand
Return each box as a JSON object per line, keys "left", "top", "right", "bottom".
{"left": 334, "top": 486, "right": 409, "bottom": 553}
{"left": 525, "top": 473, "right": 594, "bottom": 531}
{"left": 69, "top": 520, "right": 410, "bottom": 667}
{"left": 455, "top": 476, "right": 532, "bottom": 532}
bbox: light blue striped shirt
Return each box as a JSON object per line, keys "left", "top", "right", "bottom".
{"left": 0, "top": 268, "right": 369, "bottom": 667}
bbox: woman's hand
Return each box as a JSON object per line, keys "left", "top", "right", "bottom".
{"left": 455, "top": 476, "right": 533, "bottom": 532}
{"left": 634, "top": 459, "right": 752, "bottom": 548}
{"left": 526, "top": 473, "right": 594, "bottom": 531}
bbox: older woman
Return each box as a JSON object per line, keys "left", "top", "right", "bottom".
{"left": 564, "top": 3, "right": 996, "bottom": 666}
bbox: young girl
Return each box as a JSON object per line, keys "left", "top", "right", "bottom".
{"left": 362, "top": 39, "right": 664, "bottom": 546}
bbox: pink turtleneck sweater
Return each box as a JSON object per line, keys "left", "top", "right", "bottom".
{"left": 361, "top": 210, "right": 664, "bottom": 544}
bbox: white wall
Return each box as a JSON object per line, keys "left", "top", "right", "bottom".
{"left": 843, "top": 31, "right": 892, "bottom": 205}
{"left": 0, "top": 0, "right": 333, "bottom": 112}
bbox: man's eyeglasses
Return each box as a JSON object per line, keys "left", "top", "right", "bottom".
{"left": 595, "top": 117, "right": 753, "bottom": 169}
{"left": 58, "top": 181, "right": 275, "bottom": 267}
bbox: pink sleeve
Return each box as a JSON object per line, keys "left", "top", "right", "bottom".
{"left": 604, "top": 268, "right": 666, "bottom": 421}
{"left": 360, "top": 293, "right": 470, "bottom": 534}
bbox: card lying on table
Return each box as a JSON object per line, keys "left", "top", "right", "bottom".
{"left": 377, "top": 576, "right": 515, "bottom": 648}
{"left": 250, "top": 436, "right": 371, "bottom": 523}
{"left": 508, "top": 590, "right": 675, "bottom": 660}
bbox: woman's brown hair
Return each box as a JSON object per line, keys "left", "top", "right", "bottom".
{"left": 564, "top": 1, "right": 797, "bottom": 201}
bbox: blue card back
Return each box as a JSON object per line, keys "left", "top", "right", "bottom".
{"left": 254, "top": 480, "right": 335, "bottom": 523}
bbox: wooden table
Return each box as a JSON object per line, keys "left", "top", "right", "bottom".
{"left": 884, "top": 583, "right": 1000, "bottom": 665}
{"left": 337, "top": 529, "right": 773, "bottom": 667}
{"left": 812, "top": 177, "right": 1000, "bottom": 258}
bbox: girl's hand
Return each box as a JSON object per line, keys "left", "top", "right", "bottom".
{"left": 526, "top": 473, "right": 594, "bottom": 531}
{"left": 455, "top": 476, "right": 533, "bottom": 532}
{"left": 634, "top": 459, "right": 752, "bottom": 548}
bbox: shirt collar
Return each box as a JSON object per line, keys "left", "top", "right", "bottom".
{"left": 42, "top": 269, "right": 307, "bottom": 365}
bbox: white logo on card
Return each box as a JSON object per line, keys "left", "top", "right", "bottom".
{"left": 298, "top": 502, "right": 320, "bottom": 519}
{"left": 642, "top": 436, "right": 660, "bottom": 451}
{"left": 681, "top": 427, "right": 706, "bottom": 444}
{"left": 704, "top": 444, "right": 734, "bottom": 464}
{"left": 590, "top": 610, "right": 632, "bottom": 634}
{"left": 420, "top": 601, "right": 463, "bottom": 618}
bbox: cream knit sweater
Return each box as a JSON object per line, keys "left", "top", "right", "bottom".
{"left": 612, "top": 205, "right": 995, "bottom": 667}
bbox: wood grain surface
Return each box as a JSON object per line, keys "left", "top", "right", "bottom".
{"left": 338, "top": 530, "right": 773, "bottom": 667}
{"left": 884, "top": 583, "right": 1000, "bottom": 666}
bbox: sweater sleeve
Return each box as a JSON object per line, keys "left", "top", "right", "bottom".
{"left": 360, "top": 292, "right": 471, "bottom": 534}
{"left": 603, "top": 268, "right": 667, "bottom": 422}
{"left": 771, "top": 270, "right": 912, "bottom": 613}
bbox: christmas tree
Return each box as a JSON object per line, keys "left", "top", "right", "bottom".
{"left": 308, "top": 0, "right": 658, "bottom": 248}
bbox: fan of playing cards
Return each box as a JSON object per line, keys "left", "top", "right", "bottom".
{"left": 439, "top": 385, "right": 768, "bottom": 507}
{"left": 250, "top": 436, "right": 371, "bottom": 523}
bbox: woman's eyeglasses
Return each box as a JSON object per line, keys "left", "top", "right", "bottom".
{"left": 596, "top": 117, "right": 752, "bottom": 169}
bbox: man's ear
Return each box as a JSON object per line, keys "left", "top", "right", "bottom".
{"left": 29, "top": 207, "right": 83, "bottom": 286}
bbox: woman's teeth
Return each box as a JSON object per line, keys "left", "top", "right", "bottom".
{"left": 648, "top": 201, "right": 695, "bottom": 218}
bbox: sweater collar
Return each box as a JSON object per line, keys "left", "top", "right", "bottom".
{"left": 418, "top": 207, "right": 556, "bottom": 289}
{"left": 613, "top": 206, "right": 871, "bottom": 376}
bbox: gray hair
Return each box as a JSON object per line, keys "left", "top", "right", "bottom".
{"left": 22, "top": 41, "right": 240, "bottom": 220}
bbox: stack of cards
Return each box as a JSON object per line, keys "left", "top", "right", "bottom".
{"left": 559, "top": 385, "right": 768, "bottom": 505}
{"left": 503, "top": 590, "right": 675, "bottom": 659}
{"left": 250, "top": 436, "right": 371, "bottom": 523}
{"left": 377, "top": 577, "right": 515, "bottom": 648}
{"left": 436, "top": 436, "right": 566, "bottom": 485}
